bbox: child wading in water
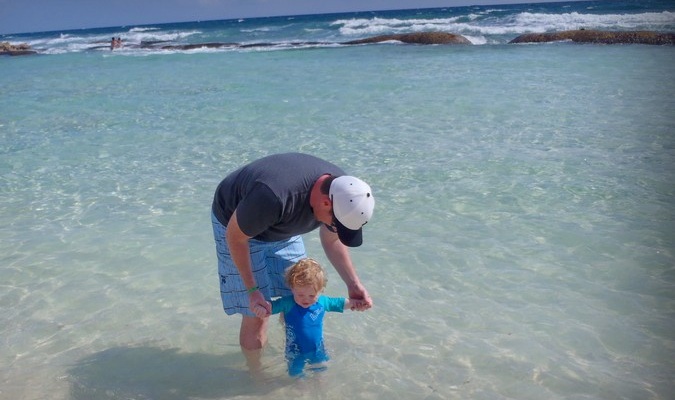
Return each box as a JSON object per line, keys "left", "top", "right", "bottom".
{"left": 254, "top": 258, "right": 353, "bottom": 377}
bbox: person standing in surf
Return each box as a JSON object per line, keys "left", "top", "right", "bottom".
{"left": 253, "top": 258, "right": 353, "bottom": 377}
{"left": 211, "top": 152, "right": 374, "bottom": 371}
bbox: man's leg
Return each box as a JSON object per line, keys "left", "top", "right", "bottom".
{"left": 240, "top": 314, "right": 269, "bottom": 371}
{"left": 213, "top": 212, "right": 269, "bottom": 373}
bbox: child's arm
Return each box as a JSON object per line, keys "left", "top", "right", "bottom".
{"left": 320, "top": 295, "right": 359, "bottom": 312}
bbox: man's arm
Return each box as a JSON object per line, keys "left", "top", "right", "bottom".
{"left": 226, "top": 209, "right": 270, "bottom": 313}
{"left": 319, "top": 224, "right": 372, "bottom": 311}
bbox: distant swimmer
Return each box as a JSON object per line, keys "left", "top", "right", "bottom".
{"left": 110, "top": 37, "right": 122, "bottom": 50}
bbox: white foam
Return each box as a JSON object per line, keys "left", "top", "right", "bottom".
{"left": 24, "top": 28, "right": 204, "bottom": 53}
{"left": 14, "top": 8, "right": 675, "bottom": 56}
{"left": 125, "top": 29, "right": 201, "bottom": 43}
{"left": 513, "top": 11, "right": 675, "bottom": 32}
{"left": 332, "top": 11, "right": 675, "bottom": 37}
{"left": 129, "top": 27, "right": 160, "bottom": 32}
{"left": 464, "top": 35, "right": 487, "bottom": 45}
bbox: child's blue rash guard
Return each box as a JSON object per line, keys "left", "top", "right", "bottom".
{"left": 271, "top": 294, "right": 345, "bottom": 376}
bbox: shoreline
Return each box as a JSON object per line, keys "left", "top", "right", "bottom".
{"left": 4, "top": 29, "right": 675, "bottom": 56}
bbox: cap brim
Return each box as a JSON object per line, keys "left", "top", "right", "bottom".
{"left": 334, "top": 218, "right": 363, "bottom": 247}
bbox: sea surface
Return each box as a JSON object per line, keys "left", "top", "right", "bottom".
{"left": 1, "top": 1, "right": 674, "bottom": 399}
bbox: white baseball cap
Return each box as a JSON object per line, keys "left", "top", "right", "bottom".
{"left": 329, "top": 176, "right": 375, "bottom": 247}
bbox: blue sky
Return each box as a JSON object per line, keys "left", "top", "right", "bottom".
{"left": 0, "top": 0, "right": 556, "bottom": 35}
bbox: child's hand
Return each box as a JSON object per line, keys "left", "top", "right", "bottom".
{"left": 347, "top": 298, "right": 371, "bottom": 311}
{"left": 253, "top": 302, "right": 271, "bottom": 318}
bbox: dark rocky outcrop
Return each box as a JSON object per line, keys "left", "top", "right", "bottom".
{"left": 509, "top": 30, "right": 675, "bottom": 45}
{"left": 135, "top": 32, "right": 473, "bottom": 51}
{"left": 0, "top": 41, "right": 37, "bottom": 56}
{"left": 141, "top": 41, "right": 324, "bottom": 50}
{"left": 343, "top": 32, "right": 471, "bottom": 45}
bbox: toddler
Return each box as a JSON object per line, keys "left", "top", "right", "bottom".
{"left": 254, "top": 258, "right": 352, "bottom": 377}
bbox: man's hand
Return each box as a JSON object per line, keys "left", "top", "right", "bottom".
{"left": 348, "top": 283, "right": 373, "bottom": 311}
{"left": 249, "top": 290, "right": 270, "bottom": 317}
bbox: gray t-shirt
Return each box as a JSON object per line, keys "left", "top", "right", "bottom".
{"left": 212, "top": 153, "right": 345, "bottom": 242}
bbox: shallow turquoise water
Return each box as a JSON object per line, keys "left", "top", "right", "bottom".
{"left": 2, "top": 5, "right": 675, "bottom": 399}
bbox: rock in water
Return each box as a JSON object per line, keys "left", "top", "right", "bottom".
{"left": 509, "top": 30, "right": 675, "bottom": 45}
{"left": 343, "top": 32, "right": 471, "bottom": 45}
{"left": 0, "top": 41, "right": 37, "bottom": 56}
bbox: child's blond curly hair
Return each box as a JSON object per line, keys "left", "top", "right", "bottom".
{"left": 285, "top": 258, "right": 327, "bottom": 292}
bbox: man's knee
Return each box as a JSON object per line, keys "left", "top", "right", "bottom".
{"left": 240, "top": 316, "right": 268, "bottom": 350}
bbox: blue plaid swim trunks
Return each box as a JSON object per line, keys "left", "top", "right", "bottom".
{"left": 211, "top": 211, "right": 306, "bottom": 317}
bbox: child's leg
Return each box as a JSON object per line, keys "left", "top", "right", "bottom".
{"left": 306, "top": 352, "right": 329, "bottom": 373}
{"left": 287, "top": 356, "right": 306, "bottom": 377}
{"left": 306, "top": 361, "right": 328, "bottom": 373}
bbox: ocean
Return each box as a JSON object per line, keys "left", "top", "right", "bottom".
{"left": 1, "top": 0, "right": 674, "bottom": 399}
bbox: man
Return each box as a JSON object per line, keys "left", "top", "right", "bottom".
{"left": 211, "top": 152, "right": 374, "bottom": 369}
